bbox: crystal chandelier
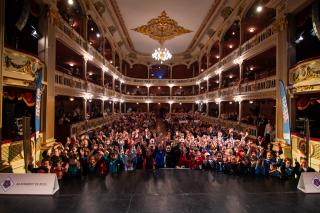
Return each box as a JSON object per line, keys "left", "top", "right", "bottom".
{"left": 152, "top": 47, "right": 172, "bottom": 63}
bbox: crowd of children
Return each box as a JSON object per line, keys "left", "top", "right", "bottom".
{"left": 29, "top": 113, "right": 315, "bottom": 180}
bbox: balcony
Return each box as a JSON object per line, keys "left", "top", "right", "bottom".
{"left": 289, "top": 57, "right": 320, "bottom": 93}
{"left": 3, "top": 48, "right": 45, "bottom": 87}
{"left": 199, "top": 115, "right": 258, "bottom": 138}
{"left": 240, "top": 76, "right": 276, "bottom": 94}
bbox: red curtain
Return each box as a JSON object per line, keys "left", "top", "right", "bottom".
{"left": 3, "top": 92, "right": 35, "bottom": 107}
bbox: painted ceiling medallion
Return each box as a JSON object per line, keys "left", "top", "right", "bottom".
{"left": 132, "top": 11, "right": 192, "bottom": 43}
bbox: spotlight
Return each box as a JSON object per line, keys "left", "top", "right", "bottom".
{"left": 215, "top": 55, "right": 220, "bottom": 59}
{"left": 88, "top": 72, "right": 93, "bottom": 76}
{"left": 158, "top": 87, "right": 161, "bottom": 90}
{"left": 295, "top": 33, "right": 304, "bottom": 44}
{"left": 90, "top": 27, "right": 94, "bottom": 31}
{"left": 249, "top": 101, "right": 254, "bottom": 104}
{"left": 30, "top": 26, "right": 41, "bottom": 39}
{"left": 68, "top": 0, "right": 74, "bottom": 5}
{"left": 248, "top": 27, "right": 255, "bottom": 33}
{"left": 136, "top": 102, "right": 139, "bottom": 105}
{"left": 137, "top": 86, "right": 140, "bottom": 88}
{"left": 229, "top": 75, "right": 233, "bottom": 79}
{"left": 201, "top": 69, "right": 204, "bottom": 72}
{"left": 96, "top": 33, "right": 101, "bottom": 38}
{"left": 216, "top": 80, "right": 219, "bottom": 84}
{"left": 229, "top": 101, "right": 232, "bottom": 104}
{"left": 179, "top": 86, "right": 182, "bottom": 89}
{"left": 228, "top": 44, "right": 233, "bottom": 49}
{"left": 249, "top": 67, "right": 254, "bottom": 71}
{"left": 69, "top": 97, "right": 74, "bottom": 101}
{"left": 232, "top": 31, "right": 235, "bottom": 35}
{"left": 69, "top": 63, "right": 74, "bottom": 67}
{"left": 179, "top": 103, "right": 182, "bottom": 105}
{"left": 256, "top": 6, "right": 263, "bottom": 13}
{"left": 158, "top": 103, "right": 161, "bottom": 105}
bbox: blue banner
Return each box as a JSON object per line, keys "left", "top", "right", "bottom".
{"left": 35, "top": 67, "right": 42, "bottom": 145}
{"left": 279, "top": 80, "right": 291, "bottom": 145}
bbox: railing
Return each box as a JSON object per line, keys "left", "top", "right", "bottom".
{"left": 199, "top": 115, "right": 258, "bottom": 138}
{"left": 289, "top": 57, "right": 320, "bottom": 93}
{"left": 240, "top": 23, "right": 275, "bottom": 54}
{"left": 55, "top": 70, "right": 275, "bottom": 102}
{"left": 56, "top": 19, "right": 87, "bottom": 49}
{"left": 55, "top": 70, "right": 86, "bottom": 90}
{"left": 3, "top": 47, "right": 45, "bottom": 84}
{"left": 239, "top": 76, "right": 276, "bottom": 94}
{"left": 70, "top": 115, "right": 120, "bottom": 137}
{"left": 0, "top": 133, "right": 43, "bottom": 173}
{"left": 56, "top": 18, "right": 276, "bottom": 88}
{"left": 220, "top": 86, "right": 239, "bottom": 97}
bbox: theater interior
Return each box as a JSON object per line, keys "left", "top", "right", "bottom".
{"left": 1, "top": 0, "right": 320, "bottom": 212}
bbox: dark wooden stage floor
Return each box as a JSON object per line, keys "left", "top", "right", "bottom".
{"left": 1, "top": 170, "right": 320, "bottom": 213}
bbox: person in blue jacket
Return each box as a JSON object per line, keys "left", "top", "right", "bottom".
{"left": 155, "top": 144, "right": 166, "bottom": 169}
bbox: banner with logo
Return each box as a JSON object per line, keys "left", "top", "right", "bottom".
{"left": 35, "top": 67, "right": 42, "bottom": 145}
{"left": 279, "top": 80, "right": 291, "bottom": 145}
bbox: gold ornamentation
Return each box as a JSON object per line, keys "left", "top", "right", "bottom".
{"left": 271, "top": 15, "right": 288, "bottom": 33}
{"left": 289, "top": 58, "right": 320, "bottom": 92}
{"left": 132, "top": 11, "right": 192, "bottom": 43}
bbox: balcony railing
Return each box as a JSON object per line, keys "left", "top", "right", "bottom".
{"left": 289, "top": 57, "right": 320, "bottom": 93}
{"left": 240, "top": 24, "right": 275, "bottom": 54}
{"left": 70, "top": 115, "right": 119, "bottom": 137}
{"left": 239, "top": 76, "right": 276, "bottom": 94}
{"left": 3, "top": 47, "right": 45, "bottom": 85}
{"left": 56, "top": 19, "right": 276, "bottom": 88}
{"left": 55, "top": 70, "right": 86, "bottom": 90}
{"left": 199, "top": 115, "right": 258, "bottom": 138}
{"left": 55, "top": 71, "right": 275, "bottom": 102}
{"left": 57, "top": 19, "right": 86, "bottom": 49}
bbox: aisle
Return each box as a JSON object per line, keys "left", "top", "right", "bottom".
{"left": 155, "top": 118, "right": 167, "bottom": 142}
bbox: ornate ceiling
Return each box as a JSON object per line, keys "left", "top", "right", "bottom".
{"left": 92, "top": 0, "right": 239, "bottom": 63}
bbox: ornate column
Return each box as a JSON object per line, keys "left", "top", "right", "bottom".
{"left": 112, "top": 101, "right": 115, "bottom": 114}
{"left": 112, "top": 77, "right": 115, "bottom": 90}
{"left": 147, "top": 103, "right": 150, "bottom": 113}
{"left": 218, "top": 102, "right": 221, "bottom": 118}
{"left": 124, "top": 102, "right": 127, "bottom": 113}
{"left": 101, "top": 100, "right": 104, "bottom": 117}
{"left": 207, "top": 79, "right": 209, "bottom": 92}
{"left": 38, "top": 6, "right": 57, "bottom": 145}
{"left": 83, "top": 99, "right": 87, "bottom": 120}
{"left": 238, "top": 101, "right": 242, "bottom": 122}
{"left": 82, "top": 14, "right": 88, "bottom": 40}
{"left": 83, "top": 57, "right": 88, "bottom": 81}
{"left": 170, "top": 66, "right": 172, "bottom": 79}
{"left": 101, "top": 69, "right": 104, "bottom": 86}
{"left": 119, "top": 102, "right": 121, "bottom": 113}
{"left": 0, "top": 0, "right": 5, "bottom": 141}
{"left": 239, "top": 61, "right": 243, "bottom": 83}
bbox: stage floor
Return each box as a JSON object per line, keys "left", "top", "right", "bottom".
{"left": 1, "top": 170, "right": 320, "bottom": 213}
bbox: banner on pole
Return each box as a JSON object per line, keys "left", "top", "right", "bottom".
{"left": 35, "top": 67, "right": 42, "bottom": 145}
{"left": 279, "top": 80, "right": 291, "bottom": 145}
